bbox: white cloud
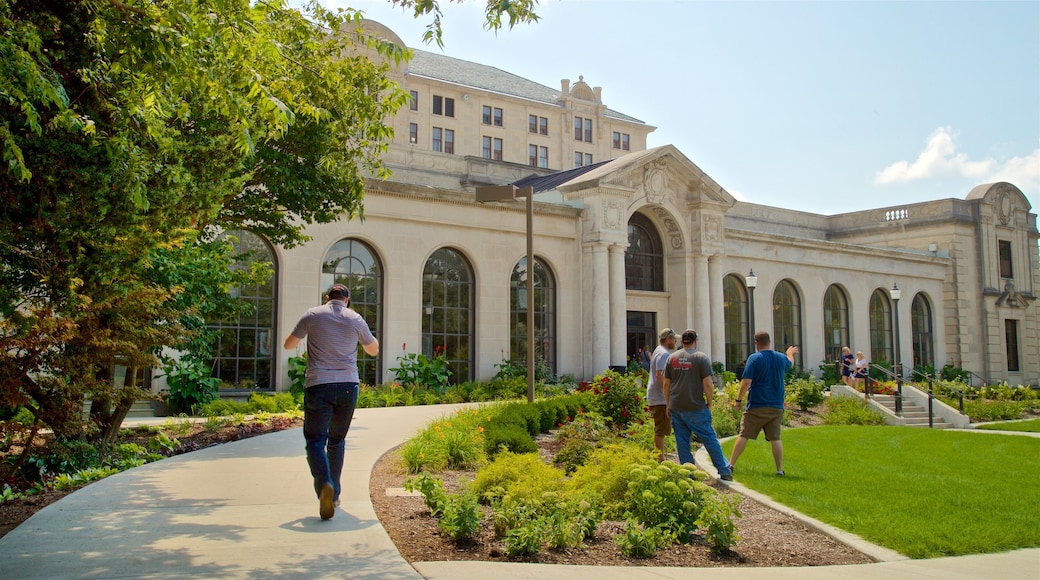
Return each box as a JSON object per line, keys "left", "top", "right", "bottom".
{"left": 728, "top": 189, "right": 748, "bottom": 202}
{"left": 874, "top": 127, "right": 994, "bottom": 184}
{"left": 988, "top": 148, "right": 1040, "bottom": 197}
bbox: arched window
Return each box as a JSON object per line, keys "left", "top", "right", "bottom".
{"left": 772, "top": 280, "right": 803, "bottom": 368}
{"left": 869, "top": 289, "right": 893, "bottom": 365}
{"left": 423, "top": 248, "right": 474, "bottom": 382}
{"left": 210, "top": 230, "right": 277, "bottom": 390}
{"left": 823, "top": 285, "right": 850, "bottom": 365}
{"left": 625, "top": 213, "right": 664, "bottom": 291}
{"left": 723, "top": 274, "right": 749, "bottom": 371}
{"left": 911, "top": 293, "right": 934, "bottom": 370}
{"left": 510, "top": 257, "right": 556, "bottom": 373}
{"left": 322, "top": 239, "right": 383, "bottom": 386}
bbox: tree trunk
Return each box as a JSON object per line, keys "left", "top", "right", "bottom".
{"left": 97, "top": 366, "right": 139, "bottom": 447}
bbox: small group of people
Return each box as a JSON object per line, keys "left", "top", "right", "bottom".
{"left": 647, "top": 327, "right": 797, "bottom": 480}
{"left": 840, "top": 346, "right": 869, "bottom": 388}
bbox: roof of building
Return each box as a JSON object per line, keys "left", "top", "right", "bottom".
{"left": 408, "top": 49, "right": 645, "bottom": 124}
{"left": 511, "top": 161, "right": 613, "bottom": 194}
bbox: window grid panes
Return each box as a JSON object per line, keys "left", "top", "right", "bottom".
{"left": 483, "top": 105, "right": 492, "bottom": 125}
{"left": 823, "top": 285, "right": 849, "bottom": 365}
{"left": 772, "top": 280, "right": 803, "bottom": 368}
{"left": 539, "top": 117, "right": 548, "bottom": 135}
{"left": 625, "top": 213, "right": 663, "bottom": 291}
{"left": 321, "top": 239, "right": 383, "bottom": 386}
{"left": 528, "top": 114, "right": 537, "bottom": 133}
{"left": 538, "top": 146, "right": 548, "bottom": 168}
{"left": 911, "top": 293, "right": 934, "bottom": 370}
{"left": 409, "top": 123, "right": 417, "bottom": 144}
{"left": 409, "top": 90, "right": 418, "bottom": 111}
{"left": 528, "top": 144, "right": 537, "bottom": 167}
{"left": 723, "top": 274, "right": 749, "bottom": 371}
{"left": 869, "top": 289, "right": 893, "bottom": 365}
{"left": 422, "top": 248, "right": 474, "bottom": 382}
{"left": 208, "top": 230, "right": 277, "bottom": 390}
{"left": 483, "top": 136, "right": 492, "bottom": 159}
{"left": 510, "top": 257, "right": 556, "bottom": 374}
{"left": 492, "top": 137, "right": 502, "bottom": 161}
{"left": 444, "top": 129, "right": 454, "bottom": 154}
{"left": 493, "top": 107, "right": 503, "bottom": 127}
{"left": 432, "top": 127, "right": 442, "bottom": 152}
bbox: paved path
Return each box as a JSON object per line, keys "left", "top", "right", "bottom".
{"left": 1, "top": 405, "right": 1037, "bottom": 579}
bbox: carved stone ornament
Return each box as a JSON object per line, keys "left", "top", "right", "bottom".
{"left": 995, "top": 280, "right": 1031, "bottom": 308}
{"left": 603, "top": 200, "right": 624, "bottom": 229}
{"left": 997, "top": 189, "right": 1014, "bottom": 226}
{"left": 644, "top": 161, "right": 667, "bottom": 205}
{"left": 703, "top": 214, "right": 722, "bottom": 243}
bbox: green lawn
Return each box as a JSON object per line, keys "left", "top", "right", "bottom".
{"left": 975, "top": 418, "right": 1040, "bottom": 433}
{"left": 722, "top": 426, "right": 1040, "bottom": 558}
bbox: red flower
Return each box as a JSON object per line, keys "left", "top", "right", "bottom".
{"left": 601, "top": 376, "right": 610, "bottom": 384}
{"left": 622, "top": 410, "right": 630, "bottom": 417}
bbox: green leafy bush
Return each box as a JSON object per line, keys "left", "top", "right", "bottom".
{"left": 615, "top": 519, "right": 675, "bottom": 558}
{"left": 162, "top": 356, "right": 220, "bottom": 415}
{"left": 438, "top": 488, "right": 483, "bottom": 541}
{"left": 400, "top": 431, "right": 442, "bottom": 473}
{"left": 389, "top": 349, "right": 452, "bottom": 392}
{"left": 822, "top": 397, "right": 887, "bottom": 426}
{"left": 248, "top": 392, "right": 299, "bottom": 413}
{"left": 568, "top": 442, "right": 657, "bottom": 519}
{"left": 819, "top": 359, "right": 841, "bottom": 385}
{"left": 483, "top": 422, "right": 536, "bottom": 458}
{"left": 786, "top": 378, "right": 826, "bottom": 411}
{"left": 624, "top": 461, "right": 711, "bottom": 541}
{"left": 553, "top": 412, "right": 610, "bottom": 473}
{"left": 963, "top": 399, "right": 1029, "bottom": 422}
{"left": 287, "top": 353, "right": 307, "bottom": 396}
{"left": 198, "top": 398, "right": 252, "bottom": 417}
{"left": 505, "top": 519, "right": 545, "bottom": 556}
{"left": 404, "top": 472, "right": 447, "bottom": 517}
{"left": 470, "top": 451, "right": 564, "bottom": 505}
{"left": 696, "top": 493, "right": 743, "bottom": 554}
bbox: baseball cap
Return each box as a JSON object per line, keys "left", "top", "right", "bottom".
{"left": 681, "top": 329, "right": 698, "bottom": 344}
{"left": 658, "top": 328, "right": 676, "bottom": 340}
{"left": 327, "top": 283, "right": 350, "bottom": 300}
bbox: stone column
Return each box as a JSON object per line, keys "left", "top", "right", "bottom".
{"left": 608, "top": 243, "right": 627, "bottom": 368}
{"left": 694, "top": 254, "right": 711, "bottom": 343}
{"left": 583, "top": 241, "right": 611, "bottom": 376}
{"left": 708, "top": 254, "right": 724, "bottom": 363}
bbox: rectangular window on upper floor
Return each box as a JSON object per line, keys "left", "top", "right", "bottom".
{"left": 529, "top": 115, "right": 538, "bottom": 133}
{"left": 409, "top": 90, "right": 418, "bottom": 111}
{"left": 998, "top": 240, "right": 1013, "bottom": 279}
{"left": 432, "top": 127, "right": 442, "bottom": 152}
{"left": 1005, "top": 319, "right": 1020, "bottom": 372}
{"left": 583, "top": 118, "right": 592, "bottom": 142}
{"left": 492, "top": 137, "right": 503, "bottom": 161}
{"left": 433, "top": 95, "right": 455, "bottom": 117}
{"left": 409, "top": 123, "right": 418, "bottom": 144}
{"left": 539, "top": 117, "right": 548, "bottom": 135}
{"left": 483, "top": 136, "right": 492, "bottom": 159}
{"left": 528, "top": 144, "right": 537, "bottom": 167}
{"left": 443, "top": 128, "right": 454, "bottom": 154}
{"left": 538, "top": 146, "right": 548, "bottom": 168}
{"left": 613, "top": 131, "right": 631, "bottom": 150}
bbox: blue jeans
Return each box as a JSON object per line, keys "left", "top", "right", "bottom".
{"left": 671, "top": 407, "right": 732, "bottom": 477}
{"left": 303, "top": 382, "right": 359, "bottom": 501}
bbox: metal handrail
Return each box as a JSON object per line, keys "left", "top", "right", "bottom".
{"left": 865, "top": 363, "right": 903, "bottom": 416}
{"left": 967, "top": 370, "right": 990, "bottom": 388}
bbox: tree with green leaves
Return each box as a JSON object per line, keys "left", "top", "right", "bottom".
{"left": 0, "top": 0, "right": 540, "bottom": 447}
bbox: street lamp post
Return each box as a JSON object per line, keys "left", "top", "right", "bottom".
{"left": 476, "top": 184, "right": 536, "bottom": 403}
{"left": 890, "top": 283, "right": 902, "bottom": 415}
{"left": 745, "top": 269, "right": 757, "bottom": 360}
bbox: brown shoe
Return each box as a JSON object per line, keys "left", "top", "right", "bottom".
{"left": 319, "top": 483, "right": 335, "bottom": 520}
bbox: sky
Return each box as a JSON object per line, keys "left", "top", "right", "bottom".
{"left": 322, "top": 0, "right": 1039, "bottom": 215}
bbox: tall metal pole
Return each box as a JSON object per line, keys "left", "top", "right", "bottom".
{"left": 526, "top": 189, "right": 535, "bottom": 403}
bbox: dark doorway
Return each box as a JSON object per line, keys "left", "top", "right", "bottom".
{"left": 627, "top": 311, "right": 656, "bottom": 372}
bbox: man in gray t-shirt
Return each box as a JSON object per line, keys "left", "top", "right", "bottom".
{"left": 284, "top": 283, "right": 378, "bottom": 520}
{"left": 662, "top": 329, "right": 732, "bottom": 480}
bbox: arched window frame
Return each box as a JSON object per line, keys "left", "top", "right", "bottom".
{"left": 869, "top": 288, "right": 893, "bottom": 365}
{"left": 509, "top": 256, "right": 557, "bottom": 374}
{"left": 625, "top": 213, "right": 664, "bottom": 291}
{"left": 772, "top": 279, "right": 803, "bottom": 368}
{"left": 209, "top": 229, "right": 278, "bottom": 390}
{"left": 422, "top": 248, "right": 475, "bottom": 383}
{"left": 911, "top": 293, "right": 934, "bottom": 370}
{"left": 723, "top": 274, "right": 749, "bottom": 371}
{"left": 823, "top": 285, "right": 850, "bottom": 365}
{"left": 321, "top": 238, "right": 383, "bottom": 386}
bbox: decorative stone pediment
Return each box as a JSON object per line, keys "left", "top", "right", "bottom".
{"left": 966, "top": 182, "right": 1032, "bottom": 228}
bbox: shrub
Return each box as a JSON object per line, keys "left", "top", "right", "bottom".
{"left": 400, "top": 431, "right": 443, "bottom": 473}
{"left": 287, "top": 353, "right": 307, "bottom": 397}
{"left": 248, "top": 392, "right": 298, "bottom": 413}
{"left": 819, "top": 359, "right": 841, "bottom": 385}
{"left": 624, "top": 461, "right": 711, "bottom": 541}
{"left": 615, "top": 519, "right": 675, "bottom": 558}
{"left": 940, "top": 364, "right": 972, "bottom": 383}
{"left": 483, "top": 423, "right": 536, "bottom": 458}
{"left": 162, "top": 356, "right": 220, "bottom": 414}
{"left": 198, "top": 398, "right": 251, "bottom": 417}
{"left": 588, "top": 370, "right": 647, "bottom": 431}
{"left": 787, "top": 378, "right": 826, "bottom": 411}
{"left": 404, "top": 472, "right": 447, "bottom": 517}
{"left": 963, "top": 399, "right": 1029, "bottom": 422}
{"left": 442, "top": 424, "right": 485, "bottom": 470}
{"left": 553, "top": 412, "right": 610, "bottom": 473}
{"left": 568, "top": 442, "right": 657, "bottom": 519}
{"left": 822, "top": 397, "right": 887, "bottom": 426}
{"left": 470, "top": 451, "right": 564, "bottom": 505}
{"left": 505, "top": 519, "right": 545, "bottom": 556}
{"left": 438, "top": 488, "right": 483, "bottom": 542}
{"left": 695, "top": 493, "right": 742, "bottom": 554}
{"left": 495, "top": 403, "right": 541, "bottom": 437}
{"left": 389, "top": 348, "right": 452, "bottom": 392}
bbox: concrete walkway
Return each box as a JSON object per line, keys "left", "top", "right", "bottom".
{"left": 1, "top": 404, "right": 1037, "bottom": 579}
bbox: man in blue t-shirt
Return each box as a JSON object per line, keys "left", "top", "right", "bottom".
{"left": 728, "top": 331, "right": 798, "bottom": 476}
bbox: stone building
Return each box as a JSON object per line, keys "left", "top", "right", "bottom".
{"left": 208, "top": 21, "right": 1038, "bottom": 392}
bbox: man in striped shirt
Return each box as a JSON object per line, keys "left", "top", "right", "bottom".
{"left": 284, "top": 283, "right": 379, "bottom": 520}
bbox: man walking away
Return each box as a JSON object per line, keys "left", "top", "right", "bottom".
{"left": 728, "top": 331, "right": 797, "bottom": 476}
{"left": 284, "top": 283, "right": 379, "bottom": 520}
{"left": 662, "top": 329, "right": 733, "bottom": 481}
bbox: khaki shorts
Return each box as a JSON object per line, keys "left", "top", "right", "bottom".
{"left": 650, "top": 405, "right": 672, "bottom": 437}
{"left": 739, "top": 406, "right": 784, "bottom": 441}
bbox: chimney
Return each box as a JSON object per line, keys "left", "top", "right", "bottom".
{"left": 593, "top": 86, "right": 602, "bottom": 103}
{"left": 561, "top": 79, "right": 570, "bottom": 95}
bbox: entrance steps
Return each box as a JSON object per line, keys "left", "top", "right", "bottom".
{"left": 870, "top": 394, "right": 953, "bottom": 429}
